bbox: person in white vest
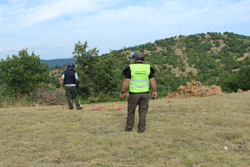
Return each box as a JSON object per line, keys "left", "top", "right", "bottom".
{"left": 61, "top": 63, "right": 82, "bottom": 110}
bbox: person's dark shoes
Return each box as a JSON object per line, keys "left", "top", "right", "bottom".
{"left": 138, "top": 129, "right": 145, "bottom": 133}
{"left": 69, "top": 107, "right": 73, "bottom": 110}
{"left": 125, "top": 128, "right": 132, "bottom": 132}
{"left": 76, "top": 105, "right": 82, "bottom": 110}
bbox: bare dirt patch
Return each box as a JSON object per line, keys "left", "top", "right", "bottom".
{"left": 237, "top": 52, "right": 250, "bottom": 61}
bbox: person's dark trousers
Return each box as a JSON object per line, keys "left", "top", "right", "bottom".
{"left": 126, "top": 93, "right": 149, "bottom": 133}
{"left": 65, "top": 86, "right": 79, "bottom": 109}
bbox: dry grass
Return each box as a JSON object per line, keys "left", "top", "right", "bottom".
{"left": 1, "top": 92, "right": 250, "bottom": 166}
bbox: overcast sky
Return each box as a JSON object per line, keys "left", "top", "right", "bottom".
{"left": 0, "top": 0, "right": 250, "bottom": 60}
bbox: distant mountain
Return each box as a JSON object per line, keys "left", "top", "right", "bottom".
{"left": 41, "top": 59, "right": 75, "bottom": 68}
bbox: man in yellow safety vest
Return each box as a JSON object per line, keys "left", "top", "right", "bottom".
{"left": 120, "top": 51, "right": 157, "bottom": 133}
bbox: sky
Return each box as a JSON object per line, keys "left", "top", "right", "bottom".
{"left": 0, "top": 0, "right": 250, "bottom": 60}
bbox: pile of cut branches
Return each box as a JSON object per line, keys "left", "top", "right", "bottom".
{"left": 165, "top": 81, "right": 223, "bottom": 99}
{"left": 32, "top": 87, "right": 66, "bottom": 105}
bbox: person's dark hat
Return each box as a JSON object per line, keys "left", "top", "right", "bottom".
{"left": 131, "top": 51, "right": 144, "bottom": 60}
{"left": 68, "top": 63, "right": 75, "bottom": 68}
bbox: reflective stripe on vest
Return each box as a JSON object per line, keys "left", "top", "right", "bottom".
{"left": 129, "top": 84, "right": 150, "bottom": 88}
{"left": 130, "top": 79, "right": 149, "bottom": 82}
{"left": 129, "top": 64, "right": 150, "bottom": 93}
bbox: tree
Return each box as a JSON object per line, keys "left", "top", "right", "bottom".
{"left": 0, "top": 71, "right": 5, "bottom": 85}
{"left": 73, "top": 42, "right": 119, "bottom": 98}
{"left": 72, "top": 41, "right": 100, "bottom": 99}
{"left": 219, "top": 72, "right": 238, "bottom": 93}
{"left": 95, "top": 51, "right": 118, "bottom": 94}
{"left": 0, "top": 49, "right": 49, "bottom": 95}
{"left": 237, "top": 66, "right": 250, "bottom": 91}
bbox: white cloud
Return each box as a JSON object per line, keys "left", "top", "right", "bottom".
{"left": 7, "top": 47, "right": 18, "bottom": 51}
{"left": 9, "top": 0, "right": 118, "bottom": 26}
{"left": 28, "top": 45, "right": 51, "bottom": 51}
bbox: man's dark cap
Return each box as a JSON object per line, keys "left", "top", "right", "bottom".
{"left": 68, "top": 63, "right": 75, "bottom": 68}
{"left": 131, "top": 51, "right": 144, "bottom": 60}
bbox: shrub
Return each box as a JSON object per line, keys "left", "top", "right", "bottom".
{"left": 31, "top": 87, "right": 67, "bottom": 105}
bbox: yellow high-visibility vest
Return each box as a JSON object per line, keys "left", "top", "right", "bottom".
{"left": 129, "top": 64, "right": 150, "bottom": 93}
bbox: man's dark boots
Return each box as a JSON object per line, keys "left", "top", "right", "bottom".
{"left": 76, "top": 104, "right": 82, "bottom": 110}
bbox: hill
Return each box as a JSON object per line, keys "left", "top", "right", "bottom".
{"left": 101, "top": 32, "right": 250, "bottom": 75}
{"left": 44, "top": 32, "right": 250, "bottom": 72}
{"left": 43, "top": 32, "right": 250, "bottom": 99}
{"left": 1, "top": 32, "right": 250, "bottom": 101}
{"left": 98, "top": 32, "right": 250, "bottom": 96}
{"left": 1, "top": 91, "right": 250, "bottom": 166}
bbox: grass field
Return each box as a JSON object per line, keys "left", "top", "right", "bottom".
{"left": 1, "top": 92, "right": 250, "bottom": 166}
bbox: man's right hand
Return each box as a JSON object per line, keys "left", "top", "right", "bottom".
{"left": 60, "top": 87, "right": 63, "bottom": 91}
{"left": 76, "top": 80, "right": 80, "bottom": 88}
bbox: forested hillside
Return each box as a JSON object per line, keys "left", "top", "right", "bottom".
{"left": 99, "top": 32, "right": 250, "bottom": 97}
{"left": 1, "top": 32, "right": 250, "bottom": 105}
